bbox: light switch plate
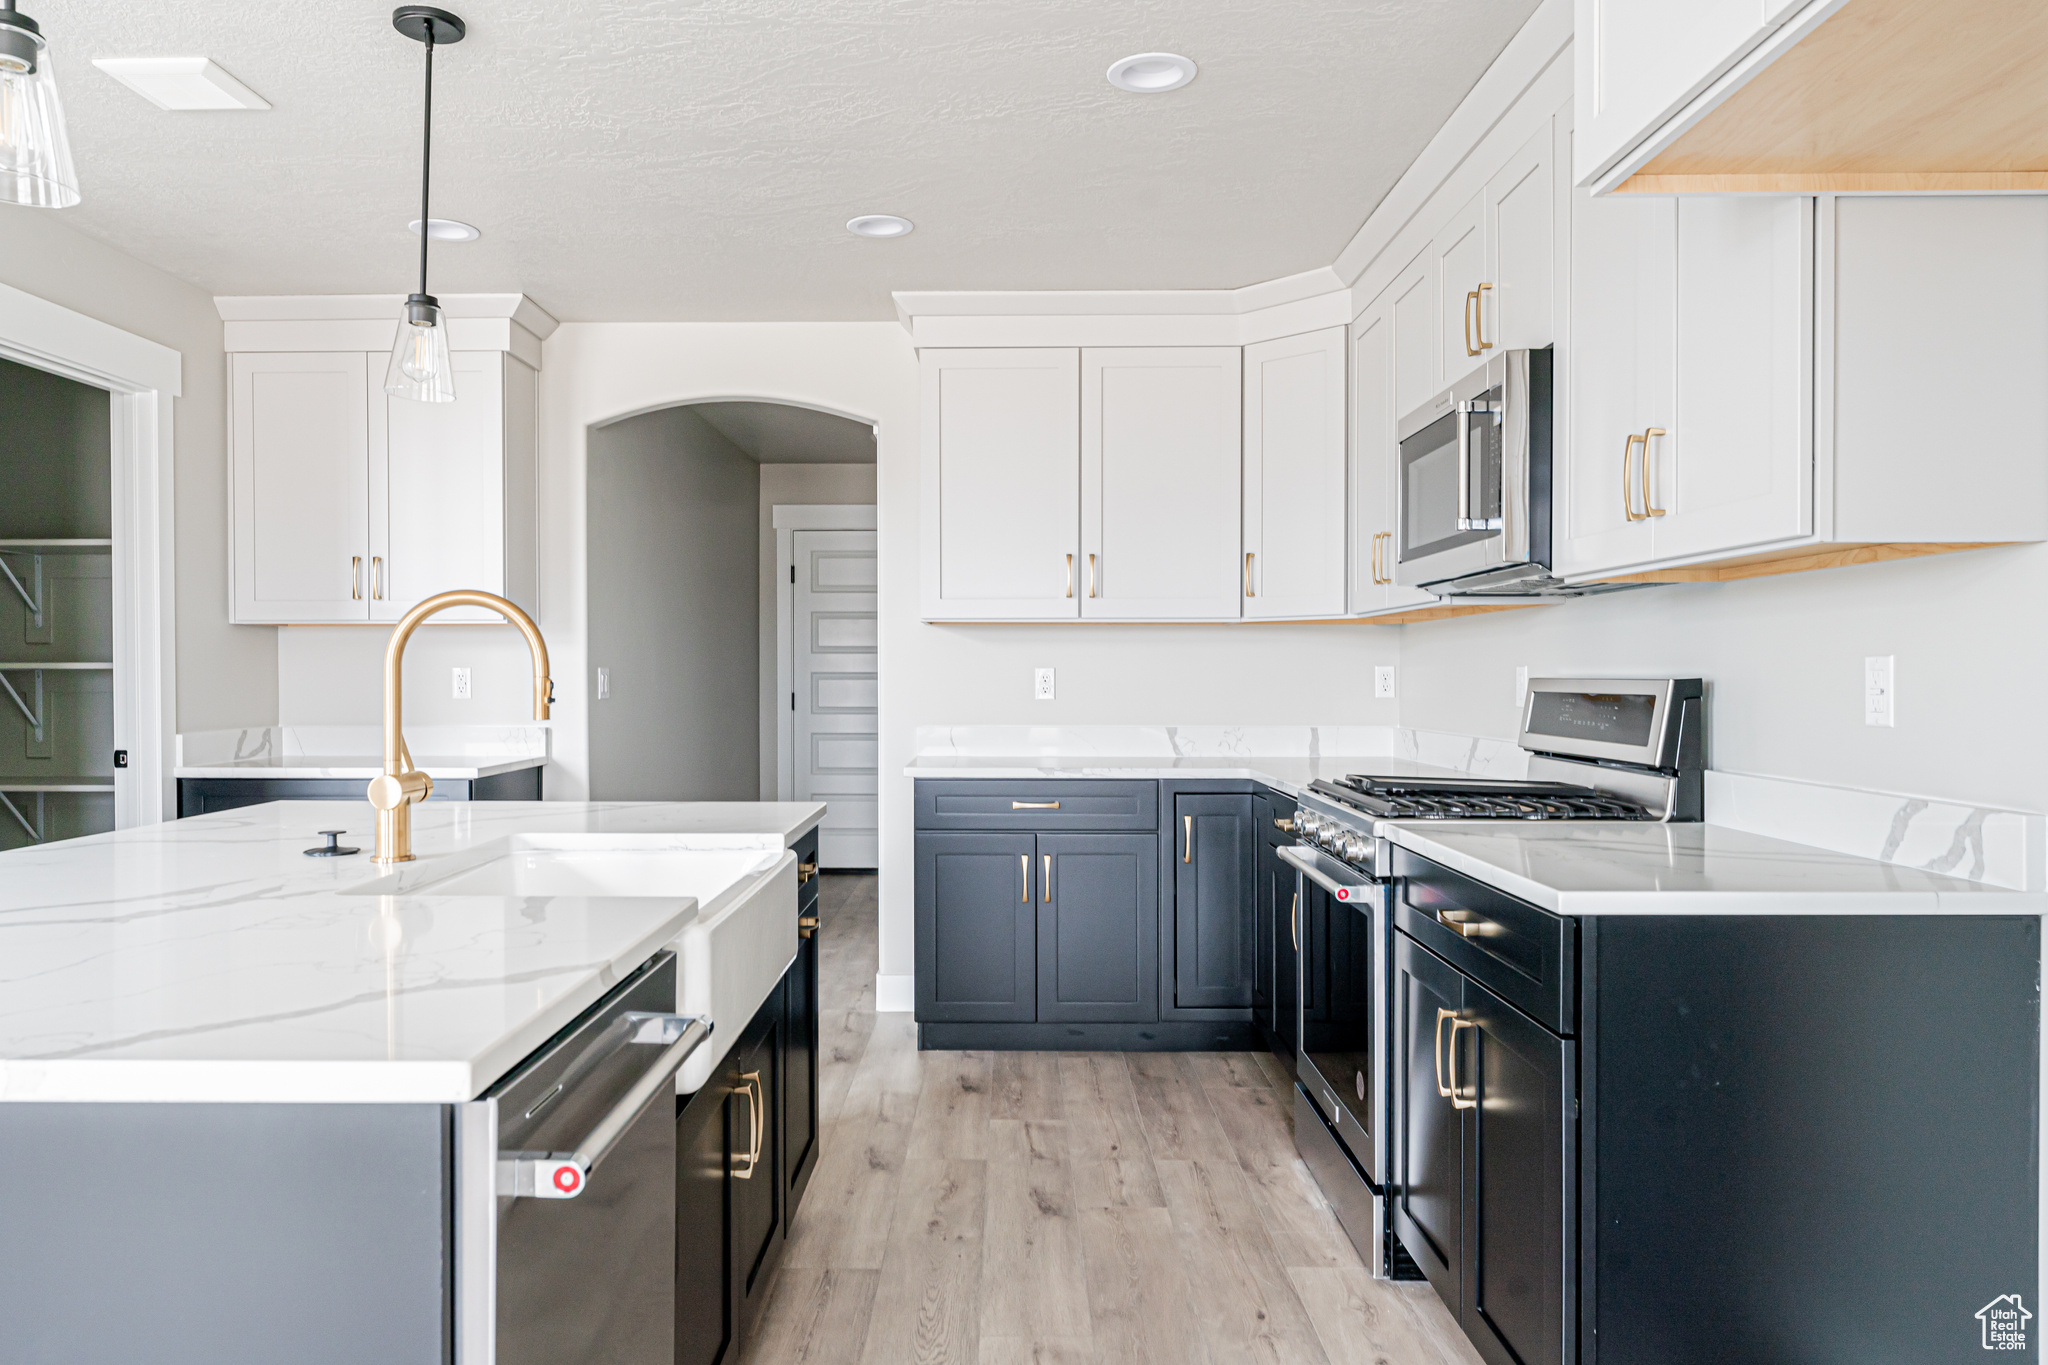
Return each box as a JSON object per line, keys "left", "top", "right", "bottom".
{"left": 1374, "top": 665, "right": 1395, "bottom": 699}
{"left": 451, "top": 667, "right": 472, "bottom": 700}
{"left": 1033, "top": 667, "right": 1056, "bottom": 701}
{"left": 1864, "top": 656, "right": 1894, "bottom": 727}
{"left": 596, "top": 667, "right": 611, "bottom": 701}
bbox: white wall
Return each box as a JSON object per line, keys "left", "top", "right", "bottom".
{"left": 277, "top": 625, "right": 538, "bottom": 727}
{"left": 0, "top": 208, "right": 275, "bottom": 733}
{"left": 588, "top": 405, "right": 760, "bottom": 800}
{"left": 1402, "top": 544, "right": 2048, "bottom": 814}
{"left": 759, "top": 462, "right": 877, "bottom": 797}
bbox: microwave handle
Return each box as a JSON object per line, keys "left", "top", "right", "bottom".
{"left": 1455, "top": 401, "right": 1472, "bottom": 531}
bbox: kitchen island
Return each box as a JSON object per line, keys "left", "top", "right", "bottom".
{"left": 0, "top": 798, "right": 825, "bottom": 1365}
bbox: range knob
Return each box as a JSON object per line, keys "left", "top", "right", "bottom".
{"left": 1341, "top": 832, "right": 1370, "bottom": 863}
{"left": 1297, "top": 812, "right": 1322, "bottom": 840}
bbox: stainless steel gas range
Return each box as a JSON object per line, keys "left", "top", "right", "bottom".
{"left": 1283, "top": 677, "right": 1704, "bottom": 1279}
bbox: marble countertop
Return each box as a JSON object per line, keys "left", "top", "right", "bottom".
{"left": 904, "top": 754, "right": 1470, "bottom": 796}
{"left": 1383, "top": 822, "right": 2048, "bottom": 915}
{"left": 175, "top": 725, "right": 549, "bottom": 781}
{"left": 0, "top": 799, "right": 826, "bottom": 1105}
{"left": 175, "top": 753, "right": 547, "bottom": 780}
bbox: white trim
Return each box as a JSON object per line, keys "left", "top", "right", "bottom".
{"left": 213, "top": 293, "right": 558, "bottom": 368}
{"left": 874, "top": 973, "right": 914, "bottom": 1014}
{"left": 774, "top": 505, "right": 880, "bottom": 804}
{"left": 0, "top": 279, "right": 182, "bottom": 829}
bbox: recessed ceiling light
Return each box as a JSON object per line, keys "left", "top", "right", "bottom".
{"left": 1106, "top": 52, "right": 1196, "bottom": 94}
{"left": 410, "top": 218, "right": 480, "bottom": 242}
{"left": 847, "top": 214, "right": 914, "bottom": 239}
{"left": 92, "top": 57, "right": 270, "bottom": 111}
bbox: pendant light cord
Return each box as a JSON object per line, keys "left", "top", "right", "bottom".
{"left": 417, "top": 24, "right": 434, "bottom": 298}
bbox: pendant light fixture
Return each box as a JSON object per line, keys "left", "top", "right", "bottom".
{"left": 385, "top": 6, "right": 465, "bottom": 403}
{"left": 0, "top": 0, "right": 79, "bottom": 208}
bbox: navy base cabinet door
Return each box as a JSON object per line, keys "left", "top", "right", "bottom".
{"left": 1394, "top": 932, "right": 1465, "bottom": 1314}
{"left": 1173, "top": 794, "right": 1255, "bottom": 1009}
{"left": 916, "top": 832, "right": 1037, "bottom": 1021}
{"left": 1037, "top": 833, "right": 1158, "bottom": 1022}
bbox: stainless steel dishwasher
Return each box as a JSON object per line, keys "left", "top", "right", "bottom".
{"left": 486, "top": 952, "right": 710, "bottom": 1365}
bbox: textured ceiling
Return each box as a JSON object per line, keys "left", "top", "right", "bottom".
{"left": 692, "top": 400, "right": 875, "bottom": 463}
{"left": 14, "top": 0, "right": 1542, "bottom": 321}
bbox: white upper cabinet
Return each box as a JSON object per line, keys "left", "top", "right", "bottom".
{"left": 1434, "top": 194, "right": 1488, "bottom": 387}
{"left": 1243, "top": 328, "right": 1347, "bottom": 619}
{"left": 1351, "top": 279, "right": 1442, "bottom": 618}
{"left": 1081, "top": 347, "right": 1243, "bottom": 620}
{"left": 231, "top": 351, "right": 372, "bottom": 624}
{"left": 1574, "top": 0, "right": 1776, "bottom": 186}
{"left": 231, "top": 349, "right": 537, "bottom": 625}
{"left": 1485, "top": 122, "right": 1562, "bottom": 354}
{"left": 919, "top": 348, "right": 1081, "bottom": 619}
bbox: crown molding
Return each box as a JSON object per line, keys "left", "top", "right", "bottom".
{"left": 214, "top": 293, "right": 559, "bottom": 366}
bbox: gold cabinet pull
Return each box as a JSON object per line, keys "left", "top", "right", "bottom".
{"left": 797, "top": 857, "right": 818, "bottom": 884}
{"left": 1433, "top": 1007, "right": 1456, "bottom": 1099}
{"left": 1371, "top": 531, "right": 1394, "bottom": 585}
{"left": 1448, "top": 1019, "right": 1477, "bottom": 1109}
{"left": 1087, "top": 552, "right": 1097, "bottom": 599}
{"left": 371, "top": 555, "right": 385, "bottom": 601}
{"left": 1474, "top": 283, "right": 1494, "bottom": 350}
{"left": 1642, "top": 427, "right": 1668, "bottom": 517}
{"left": 1622, "top": 432, "right": 1647, "bottom": 522}
{"left": 1021, "top": 853, "right": 1029, "bottom": 902}
{"left": 1183, "top": 814, "right": 1193, "bottom": 863}
{"left": 1273, "top": 816, "right": 1294, "bottom": 833}
{"left": 1012, "top": 800, "right": 1059, "bottom": 810}
{"left": 1438, "top": 909, "right": 1491, "bottom": 939}
{"left": 1463, "top": 289, "right": 1480, "bottom": 357}
{"left": 351, "top": 556, "right": 363, "bottom": 601}
{"left": 798, "top": 914, "right": 819, "bottom": 939}
{"left": 733, "top": 1072, "right": 765, "bottom": 1177}
{"left": 1244, "top": 551, "right": 1255, "bottom": 598}
{"left": 1368, "top": 532, "right": 1378, "bottom": 585}
{"left": 1064, "top": 553, "right": 1073, "bottom": 599}
{"left": 1042, "top": 853, "right": 1051, "bottom": 903}
{"left": 1290, "top": 891, "right": 1299, "bottom": 952}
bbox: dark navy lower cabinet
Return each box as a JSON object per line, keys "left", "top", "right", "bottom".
{"left": 915, "top": 832, "right": 1037, "bottom": 1022}
{"left": 1254, "top": 792, "right": 1299, "bottom": 1068}
{"left": 1172, "top": 793, "right": 1255, "bottom": 1010}
{"left": 1038, "top": 833, "right": 1157, "bottom": 1023}
{"left": 177, "top": 764, "right": 542, "bottom": 818}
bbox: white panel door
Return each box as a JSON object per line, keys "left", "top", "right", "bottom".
{"left": 1436, "top": 193, "right": 1488, "bottom": 387}
{"left": 1485, "top": 122, "right": 1558, "bottom": 353}
{"left": 371, "top": 351, "right": 508, "bottom": 623}
{"left": 1574, "top": 0, "right": 1770, "bottom": 184}
{"left": 1081, "top": 347, "right": 1243, "bottom": 620}
{"left": 1559, "top": 180, "right": 1671, "bottom": 576}
{"left": 1658, "top": 196, "right": 1813, "bottom": 560}
{"left": 1244, "top": 327, "right": 1346, "bottom": 619}
{"left": 921, "top": 348, "right": 1080, "bottom": 619}
{"left": 794, "top": 529, "right": 878, "bottom": 868}
{"left": 1391, "top": 247, "right": 1438, "bottom": 424}
{"left": 230, "top": 351, "right": 370, "bottom": 623}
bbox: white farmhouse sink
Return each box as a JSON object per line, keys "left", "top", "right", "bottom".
{"left": 347, "top": 834, "right": 798, "bottom": 1091}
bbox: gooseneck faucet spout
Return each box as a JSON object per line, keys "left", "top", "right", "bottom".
{"left": 369, "top": 589, "right": 551, "bottom": 863}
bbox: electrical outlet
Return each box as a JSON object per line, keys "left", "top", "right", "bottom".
{"left": 1514, "top": 666, "right": 1530, "bottom": 713}
{"left": 596, "top": 667, "right": 611, "bottom": 701}
{"left": 1864, "top": 656, "right": 1894, "bottom": 727}
{"left": 1033, "top": 667, "right": 1056, "bottom": 701}
{"left": 451, "top": 667, "right": 472, "bottom": 700}
{"left": 1374, "top": 665, "right": 1395, "bottom": 699}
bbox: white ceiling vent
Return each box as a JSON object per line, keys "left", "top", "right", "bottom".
{"left": 92, "top": 58, "right": 270, "bottom": 111}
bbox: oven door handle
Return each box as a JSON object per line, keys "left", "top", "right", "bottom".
{"left": 498, "top": 1014, "right": 712, "bottom": 1199}
{"left": 1277, "top": 844, "right": 1373, "bottom": 901}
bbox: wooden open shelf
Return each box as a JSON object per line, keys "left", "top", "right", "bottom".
{"left": 1618, "top": 0, "right": 2048, "bottom": 194}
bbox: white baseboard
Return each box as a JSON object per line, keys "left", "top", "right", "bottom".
{"left": 874, "top": 973, "right": 914, "bottom": 1014}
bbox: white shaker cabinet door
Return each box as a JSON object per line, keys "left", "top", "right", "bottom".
{"left": 370, "top": 351, "right": 513, "bottom": 624}
{"left": 920, "top": 348, "right": 1081, "bottom": 619}
{"left": 1574, "top": 0, "right": 1771, "bottom": 185}
{"left": 1352, "top": 285, "right": 1439, "bottom": 616}
{"left": 1435, "top": 193, "right": 1488, "bottom": 388}
{"left": 1244, "top": 327, "right": 1346, "bottom": 619}
{"left": 1558, "top": 181, "right": 1671, "bottom": 577}
{"left": 1656, "top": 196, "right": 1813, "bottom": 561}
{"left": 230, "top": 351, "right": 371, "bottom": 623}
{"left": 1081, "top": 347, "right": 1242, "bottom": 620}
{"left": 1485, "top": 120, "right": 1561, "bottom": 354}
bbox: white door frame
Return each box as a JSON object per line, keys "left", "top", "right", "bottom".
{"left": 773, "top": 504, "right": 878, "bottom": 803}
{"left": 0, "top": 279, "right": 181, "bottom": 830}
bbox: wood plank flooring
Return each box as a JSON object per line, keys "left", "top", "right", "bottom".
{"left": 745, "top": 873, "right": 1482, "bottom": 1365}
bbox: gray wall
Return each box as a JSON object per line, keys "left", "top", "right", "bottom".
{"left": 758, "top": 462, "right": 877, "bottom": 798}
{"left": 587, "top": 405, "right": 760, "bottom": 800}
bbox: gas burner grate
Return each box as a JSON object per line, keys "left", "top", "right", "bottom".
{"left": 1329, "top": 775, "right": 1652, "bottom": 821}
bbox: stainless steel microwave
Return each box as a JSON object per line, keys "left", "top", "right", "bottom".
{"left": 1395, "top": 347, "right": 1569, "bottom": 596}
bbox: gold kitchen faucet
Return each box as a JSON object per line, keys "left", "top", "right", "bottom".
{"left": 369, "top": 589, "right": 551, "bottom": 863}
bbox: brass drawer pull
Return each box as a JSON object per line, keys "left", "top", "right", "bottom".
{"left": 1087, "top": 552, "right": 1097, "bottom": 599}
{"left": 1474, "top": 282, "right": 1493, "bottom": 350}
{"left": 1463, "top": 289, "right": 1480, "bottom": 357}
{"left": 351, "top": 556, "right": 363, "bottom": 601}
{"left": 1622, "top": 432, "right": 1647, "bottom": 522}
{"left": 1433, "top": 1007, "right": 1456, "bottom": 1099}
{"left": 1042, "top": 853, "right": 1051, "bottom": 903}
{"left": 1448, "top": 1019, "right": 1477, "bottom": 1109}
{"left": 371, "top": 555, "right": 384, "bottom": 601}
{"left": 1011, "top": 801, "right": 1060, "bottom": 810}
{"left": 797, "top": 858, "right": 818, "bottom": 884}
{"left": 1183, "top": 814, "right": 1193, "bottom": 863}
{"left": 1244, "top": 551, "right": 1255, "bottom": 598}
{"left": 1065, "top": 552, "right": 1074, "bottom": 599}
{"left": 733, "top": 1072, "right": 765, "bottom": 1177}
{"left": 1273, "top": 816, "right": 1294, "bottom": 833}
{"left": 1642, "top": 427, "right": 1668, "bottom": 517}
{"left": 798, "top": 914, "right": 819, "bottom": 939}
{"left": 1021, "top": 853, "right": 1029, "bottom": 902}
{"left": 1437, "top": 909, "right": 1492, "bottom": 939}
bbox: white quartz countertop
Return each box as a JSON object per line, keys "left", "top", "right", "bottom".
{"left": 1382, "top": 821, "right": 2048, "bottom": 915}
{"left": 0, "top": 799, "right": 826, "bottom": 1105}
{"left": 904, "top": 754, "right": 1470, "bottom": 796}
{"left": 175, "top": 724, "right": 550, "bottom": 780}
{"left": 176, "top": 753, "right": 547, "bottom": 780}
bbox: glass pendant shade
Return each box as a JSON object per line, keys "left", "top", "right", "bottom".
{"left": 385, "top": 294, "right": 456, "bottom": 402}
{"left": 0, "top": 12, "right": 79, "bottom": 209}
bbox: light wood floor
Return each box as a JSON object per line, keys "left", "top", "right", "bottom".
{"left": 744, "top": 873, "right": 1483, "bottom": 1365}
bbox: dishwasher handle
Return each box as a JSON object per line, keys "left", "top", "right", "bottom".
{"left": 499, "top": 1013, "right": 712, "bottom": 1200}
